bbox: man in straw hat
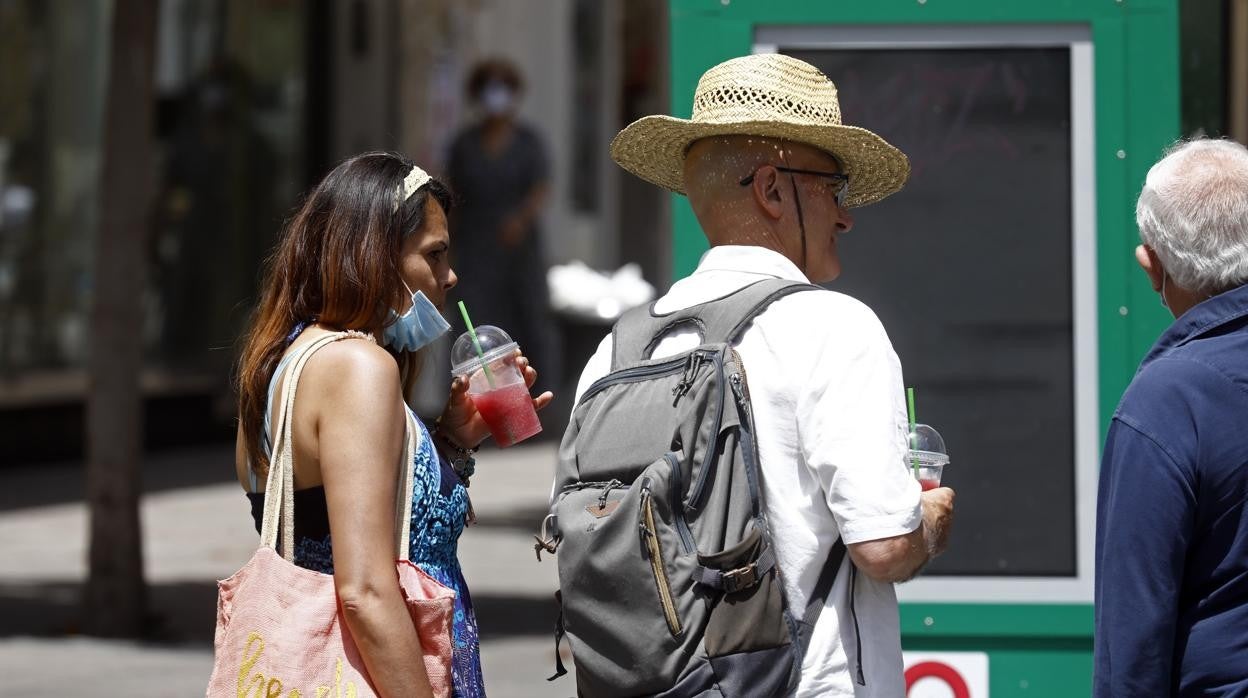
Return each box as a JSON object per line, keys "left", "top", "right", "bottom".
{"left": 571, "top": 53, "right": 955, "bottom": 696}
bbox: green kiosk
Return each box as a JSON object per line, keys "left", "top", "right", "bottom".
{"left": 666, "top": 1, "right": 1180, "bottom": 696}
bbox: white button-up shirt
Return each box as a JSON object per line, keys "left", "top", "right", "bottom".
{"left": 574, "top": 245, "right": 922, "bottom": 697}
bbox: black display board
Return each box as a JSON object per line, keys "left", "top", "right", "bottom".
{"left": 788, "top": 48, "right": 1076, "bottom": 576}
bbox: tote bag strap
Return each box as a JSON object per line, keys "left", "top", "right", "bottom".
{"left": 396, "top": 406, "right": 418, "bottom": 561}
{"left": 260, "top": 331, "right": 417, "bottom": 562}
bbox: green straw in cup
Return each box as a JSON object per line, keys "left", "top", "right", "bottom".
{"left": 457, "top": 301, "right": 496, "bottom": 389}
{"left": 908, "top": 387, "right": 918, "bottom": 479}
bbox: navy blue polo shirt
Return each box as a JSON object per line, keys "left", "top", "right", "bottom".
{"left": 1094, "top": 282, "right": 1248, "bottom": 697}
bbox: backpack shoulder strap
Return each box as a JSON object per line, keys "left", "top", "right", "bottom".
{"left": 610, "top": 278, "right": 822, "bottom": 370}
{"left": 798, "top": 539, "right": 847, "bottom": 652}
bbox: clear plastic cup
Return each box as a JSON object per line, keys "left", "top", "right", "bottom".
{"left": 907, "top": 423, "right": 949, "bottom": 491}
{"left": 451, "top": 325, "right": 542, "bottom": 448}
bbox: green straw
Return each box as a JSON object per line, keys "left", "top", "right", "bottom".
{"left": 457, "top": 301, "right": 496, "bottom": 389}
{"left": 908, "top": 387, "right": 918, "bottom": 479}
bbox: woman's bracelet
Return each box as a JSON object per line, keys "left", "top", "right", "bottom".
{"left": 433, "top": 422, "right": 479, "bottom": 484}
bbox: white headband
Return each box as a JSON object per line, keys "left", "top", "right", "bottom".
{"left": 396, "top": 164, "right": 431, "bottom": 207}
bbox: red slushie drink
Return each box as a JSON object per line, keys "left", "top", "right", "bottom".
{"left": 471, "top": 381, "right": 543, "bottom": 447}
{"left": 451, "top": 324, "right": 542, "bottom": 448}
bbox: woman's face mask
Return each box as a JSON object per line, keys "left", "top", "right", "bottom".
{"left": 480, "top": 81, "right": 515, "bottom": 116}
{"left": 381, "top": 279, "right": 450, "bottom": 352}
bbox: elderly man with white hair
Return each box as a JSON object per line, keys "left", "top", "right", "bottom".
{"left": 1094, "top": 137, "right": 1248, "bottom": 697}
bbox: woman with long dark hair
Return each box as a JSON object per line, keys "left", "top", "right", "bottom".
{"left": 234, "top": 151, "right": 551, "bottom": 696}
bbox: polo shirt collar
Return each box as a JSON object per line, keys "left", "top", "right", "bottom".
{"left": 1142, "top": 282, "right": 1248, "bottom": 367}
{"left": 693, "top": 245, "right": 811, "bottom": 284}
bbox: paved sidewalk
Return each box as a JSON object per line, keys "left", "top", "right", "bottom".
{"left": 0, "top": 440, "right": 574, "bottom": 697}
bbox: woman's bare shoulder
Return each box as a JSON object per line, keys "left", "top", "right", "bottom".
{"left": 303, "top": 335, "right": 401, "bottom": 402}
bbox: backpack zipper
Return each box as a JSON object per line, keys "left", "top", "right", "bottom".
{"left": 557, "top": 479, "right": 623, "bottom": 496}
{"left": 728, "top": 349, "right": 766, "bottom": 521}
{"left": 639, "top": 477, "right": 683, "bottom": 636}
{"left": 598, "top": 480, "right": 622, "bottom": 510}
{"left": 728, "top": 348, "right": 753, "bottom": 414}
{"left": 684, "top": 349, "right": 728, "bottom": 511}
{"left": 579, "top": 355, "right": 693, "bottom": 403}
{"left": 670, "top": 353, "right": 707, "bottom": 407}
{"left": 665, "top": 452, "right": 695, "bottom": 553}
{"left": 729, "top": 373, "right": 751, "bottom": 423}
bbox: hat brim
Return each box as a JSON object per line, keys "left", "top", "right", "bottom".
{"left": 609, "top": 115, "right": 910, "bottom": 208}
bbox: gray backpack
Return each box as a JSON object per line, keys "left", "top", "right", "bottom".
{"left": 540, "top": 278, "right": 847, "bottom": 697}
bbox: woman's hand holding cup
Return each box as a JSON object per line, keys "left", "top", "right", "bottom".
{"left": 439, "top": 349, "right": 553, "bottom": 449}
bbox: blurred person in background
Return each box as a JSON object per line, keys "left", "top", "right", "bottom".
{"left": 234, "top": 152, "right": 552, "bottom": 696}
{"left": 446, "top": 58, "right": 559, "bottom": 397}
{"left": 1094, "top": 138, "right": 1248, "bottom": 697}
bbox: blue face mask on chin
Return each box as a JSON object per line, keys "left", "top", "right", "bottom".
{"left": 382, "top": 281, "right": 450, "bottom": 352}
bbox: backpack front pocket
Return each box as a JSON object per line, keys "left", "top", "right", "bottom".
{"left": 698, "top": 526, "right": 790, "bottom": 657}
{"left": 554, "top": 452, "right": 706, "bottom": 696}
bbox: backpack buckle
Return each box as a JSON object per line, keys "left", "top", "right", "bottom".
{"left": 534, "top": 514, "right": 561, "bottom": 561}
{"left": 721, "top": 562, "right": 759, "bottom": 594}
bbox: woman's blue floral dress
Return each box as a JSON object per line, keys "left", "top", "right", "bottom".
{"left": 401, "top": 413, "right": 486, "bottom": 697}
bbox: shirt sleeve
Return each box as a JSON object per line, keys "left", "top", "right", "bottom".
{"left": 573, "top": 334, "right": 614, "bottom": 407}
{"left": 1093, "top": 415, "right": 1195, "bottom": 697}
{"left": 795, "top": 300, "right": 922, "bottom": 544}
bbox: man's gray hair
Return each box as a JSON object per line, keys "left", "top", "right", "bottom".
{"left": 1136, "top": 137, "right": 1248, "bottom": 293}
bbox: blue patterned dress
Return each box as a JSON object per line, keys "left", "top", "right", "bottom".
{"left": 248, "top": 356, "right": 486, "bottom": 696}
{"left": 402, "top": 413, "right": 486, "bottom": 697}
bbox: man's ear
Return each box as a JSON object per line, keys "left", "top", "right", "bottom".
{"left": 1135, "top": 244, "right": 1165, "bottom": 292}
{"left": 750, "top": 166, "right": 786, "bottom": 221}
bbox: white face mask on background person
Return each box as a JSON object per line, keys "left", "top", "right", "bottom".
{"left": 479, "top": 81, "right": 515, "bottom": 116}
{"left": 381, "top": 279, "right": 450, "bottom": 353}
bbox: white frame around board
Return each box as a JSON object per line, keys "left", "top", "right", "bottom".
{"left": 754, "top": 24, "right": 1098, "bottom": 603}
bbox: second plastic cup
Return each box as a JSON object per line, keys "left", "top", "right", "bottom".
{"left": 451, "top": 325, "right": 542, "bottom": 448}
{"left": 907, "top": 423, "right": 949, "bottom": 491}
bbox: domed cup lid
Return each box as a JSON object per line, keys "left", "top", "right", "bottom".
{"left": 907, "top": 423, "right": 949, "bottom": 465}
{"left": 451, "top": 325, "right": 518, "bottom": 376}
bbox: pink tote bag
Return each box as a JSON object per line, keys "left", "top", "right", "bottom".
{"left": 207, "top": 332, "right": 456, "bottom": 697}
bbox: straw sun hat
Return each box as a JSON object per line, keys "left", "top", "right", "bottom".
{"left": 610, "top": 53, "right": 910, "bottom": 208}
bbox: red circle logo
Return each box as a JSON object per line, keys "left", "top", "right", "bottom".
{"left": 905, "top": 661, "right": 971, "bottom": 698}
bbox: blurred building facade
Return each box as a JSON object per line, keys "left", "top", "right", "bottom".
{"left": 0, "top": 0, "right": 1241, "bottom": 462}
{"left": 0, "top": 0, "right": 669, "bottom": 461}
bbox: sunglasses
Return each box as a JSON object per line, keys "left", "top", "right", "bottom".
{"left": 740, "top": 166, "right": 850, "bottom": 208}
